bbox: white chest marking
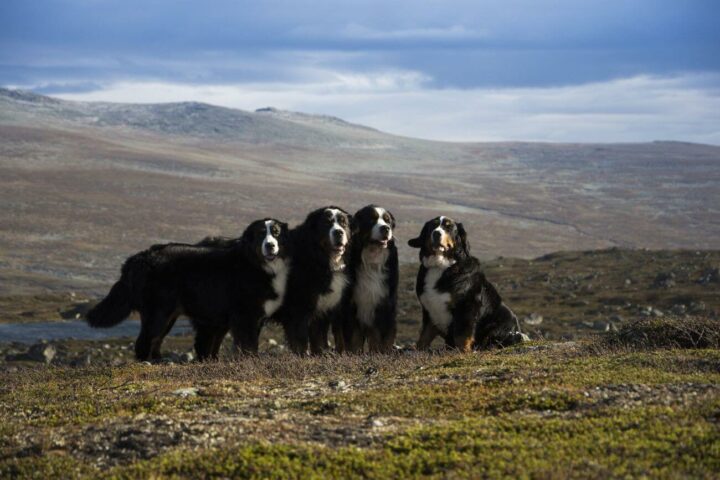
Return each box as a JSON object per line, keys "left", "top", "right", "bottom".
{"left": 317, "top": 272, "right": 348, "bottom": 313}
{"left": 419, "top": 266, "right": 452, "bottom": 334}
{"left": 353, "top": 246, "right": 389, "bottom": 327}
{"left": 263, "top": 259, "right": 289, "bottom": 317}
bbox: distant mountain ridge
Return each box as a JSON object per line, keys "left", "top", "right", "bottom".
{"left": 0, "top": 87, "right": 392, "bottom": 147}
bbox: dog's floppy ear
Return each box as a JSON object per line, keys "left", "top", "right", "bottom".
{"left": 345, "top": 213, "right": 357, "bottom": 236}
{"left": 388, "top": 210, "right": 396, "bottom": 229}
{"left": 457, "top": 222, "right": 470, "bottom": 257}
{"left": 409, "top": 222, "right": 429, "bottom": 248}
{"left": 407, "top": 236, "right": 422, "bottom": 248}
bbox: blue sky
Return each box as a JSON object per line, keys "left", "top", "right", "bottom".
{"left": 1, "top": 0, "right": 719, "bottom": 143}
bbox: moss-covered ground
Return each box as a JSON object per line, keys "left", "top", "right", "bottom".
{"left": 1, "top": 342, "right": 718, "bottom": 479}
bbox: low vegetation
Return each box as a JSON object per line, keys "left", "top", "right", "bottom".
{"left": 1, "top": 248, "right": 718, "bottom": 477}
{"left": 1, "top": 331, "right": 719, "bottom": 478}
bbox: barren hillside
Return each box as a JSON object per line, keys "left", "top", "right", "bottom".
{"left": 1, "top": 88, "right": 719, "bottom": 295}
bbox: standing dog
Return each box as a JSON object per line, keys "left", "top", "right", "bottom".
{"left": 86, "top": 219, "right": 291, "bottom": 361}
{"left": 275, "top": 206, "right": 353, "bottom": 354}
{"left": 408, "top": 216, "right": 523, "bottom": 351}
{"left": 344, "top": 205, "right": 399, "bottom": 353}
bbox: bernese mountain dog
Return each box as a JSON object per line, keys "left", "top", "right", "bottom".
{"left": 85, "top": 218, "right": 291, "bottom": 361}
{"left": 274, "top": 206, "right": 353, "bottom": 354}
{"left": 408, "top": 216, "right": 524, "bottom": 351}
{"left": 344, "top": 205, "right": 399, "bottom": 353}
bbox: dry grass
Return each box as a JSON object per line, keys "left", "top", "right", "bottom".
{"left": 594, "top": 315, "right": 720, "bottom": 350}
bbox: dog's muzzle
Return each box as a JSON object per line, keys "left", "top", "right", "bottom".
{"left": 263, "top": 240, "right": 279, "bottom": 261}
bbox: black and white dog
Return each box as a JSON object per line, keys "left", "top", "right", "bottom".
{"left": 86, "top": 218, "right": 291, "bottom": 361}
{"left": 275, "top": 206, "right": 353, "bottom": 354}
{"left": 408, "top": 216, "right": 523, "bottom": 351}
{"left": 344, "top": 205, "right": 399, "bottom": 353}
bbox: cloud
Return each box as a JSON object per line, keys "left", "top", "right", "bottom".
{"left": 48, "top": 72, "right": 720, "bottom": 144}
{"left": 335, "top": 24, "right": 489, "bottom": 42}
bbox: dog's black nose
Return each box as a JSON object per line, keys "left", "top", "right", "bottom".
{"left": 432, "top": 230, "right": 442, "bottom": 244}
{"left": 332, "top": 229, "right": 345, "bottom": 242}
{"left": 379, "top": 225, "right": 390, "bottom": 237}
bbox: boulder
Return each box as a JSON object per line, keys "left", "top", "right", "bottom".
{"left": 27, "top": 343, "right": 56, "bottom": 364}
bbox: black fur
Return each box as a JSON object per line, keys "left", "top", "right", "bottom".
{"left": 408, "top": 216, "right": 523, "bottom": 351}
{"left": 274, "top": 206, "right": 353, "bottom": 355}
{"left": 344, "top": 205, "right": 399, "bottom": 353}
{"left": 86, "top": 219, "right": 290, "bottom": 361}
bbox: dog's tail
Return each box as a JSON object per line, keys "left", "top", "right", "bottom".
{"left": 86, "top": 254, "right": 148, "bottom": 328}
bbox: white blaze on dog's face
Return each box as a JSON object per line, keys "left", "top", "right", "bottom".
{"left": 326, "top": 208, "right": 349, "bottom": 256}
{"left": 262, "top": 220, "right": 280, "bottom": 261}
{"left": 371, "top": 207, "right": 393, "bottom": 246}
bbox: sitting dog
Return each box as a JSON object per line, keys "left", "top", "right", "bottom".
{"left": 344, "top": 205, "right": 399, "bottom": 353}
{"left": 86, "top": 218, "right": 290, "bottom": 361}
{"left": 275, "top": 206, "right": 353, "bottom": 354}
{"left": 407, "top": 216, "right": 523, "bottom": 351}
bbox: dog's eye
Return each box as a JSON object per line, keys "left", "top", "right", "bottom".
{"left": 271, "top": 226, "right": 280, "bottom": 236}
{"left": 383, "top": 214, "right": 391, "bottom": 223}
{"left": 338, "top": 216, "right": 347, "bottom": 226}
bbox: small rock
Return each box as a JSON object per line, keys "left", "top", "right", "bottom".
{"left": 670, "top": 304, "right": 687, "bottom": 315}
{"left": 267, "top": 338, "right": 278, "bottom": 347}
{"left": 367, "top": 416, "right": 384, "bottom": 428}
{"left": 624, "top": 278, "right": 632, "bottom": 285}
{"left": 72, "top": 354, "right": 92, "bottom": 367}
{"left": 689, "top": 301, "right": 706, "bottom": 314}
{"left": 592, "top": 321, "right": 610, "bottom": 332}
{"left": 523, "top": 313, "right": 543, "bottom": 326}
{"left": 328, "top": 380, "right": 347, "bottom": 390}
{"left": 652, "top": 272, "right": 676, "bottom": 289}
{"left": 27, "top": 343, "right": 56, "bottom": 364}
{"left": 172, "top": 387, "right": 199, "bottom": 397}
{"left": 697, "top": 267, "right": 720, "bottom": 285}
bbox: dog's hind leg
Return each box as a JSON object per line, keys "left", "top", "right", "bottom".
{"left": 135, "top": 309, "right": 173, "bottom": 361}
{"left": 231, "top": 318, "right": 261, "bottom": 355}
{"left": 282, "top": 317, "right": 310, "bottom": 355}
{"left": 194, "top": 325, "right": 219, "bottom": 361}
{"left": 209, "top": 326, "right": 229, "bottom": 359}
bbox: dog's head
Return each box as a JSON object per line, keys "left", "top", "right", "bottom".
{"left": 353, "top": 205, "right": 395, "bottom": 249}
{"left": 408, "top": 216, "right": 469, "bottom": 266}
{"left": 303, "top": 206, "right": 352, "bottom": 268}
{"left": 241, "top": 218, "right": 290, "bottom": 264}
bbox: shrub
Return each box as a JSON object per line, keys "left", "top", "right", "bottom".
{"left": 598, "top": 315, "right": 720, "bottom": 350}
